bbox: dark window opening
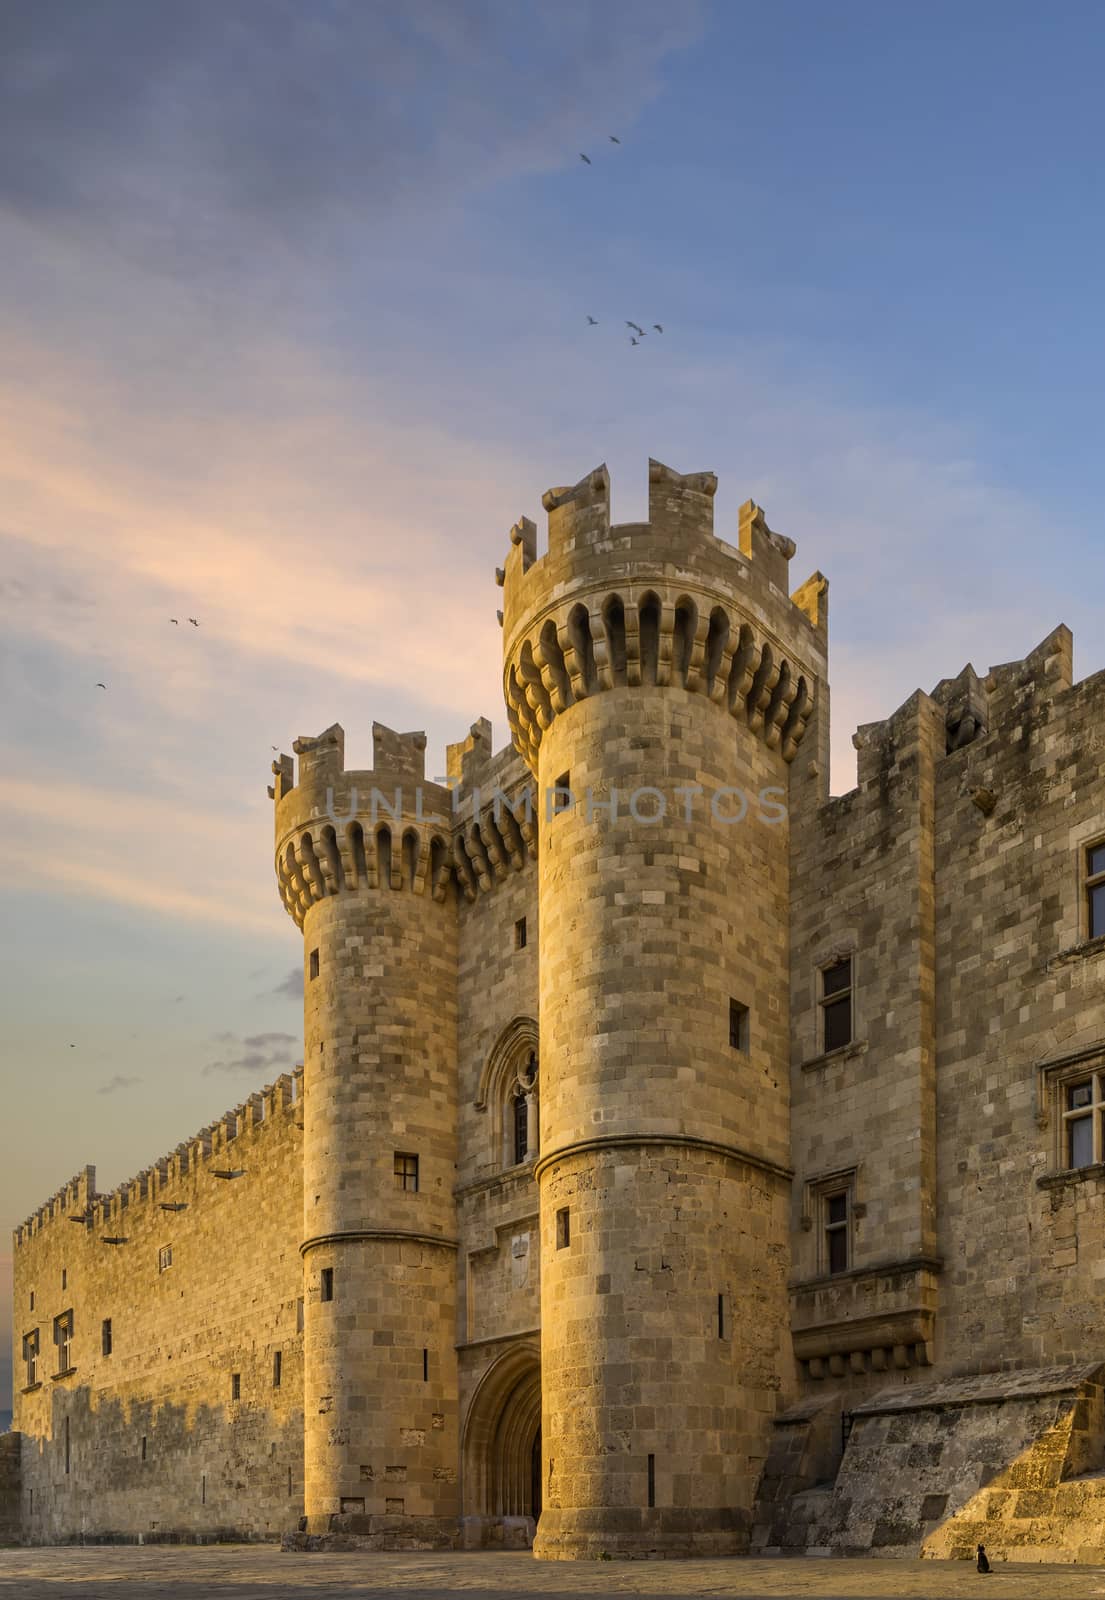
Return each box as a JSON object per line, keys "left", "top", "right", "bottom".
{"left": 309, "top": 948, "right": 320, "bottom": 980}
{"left": 101, "top": 1319, "right": 112, "bottom": 1357}
{"left": 647, "top": 1453, "right": 656, "bottom": 1508}
{"left": 820, "top": 958, "right": 853, "bottom": 1053}
{"left": 1088, "top": 845, "right": 1105, "bottom": 940}
{"left": 825, "top": 1190, "right": 850, "bottom": 1275}
{"left": 320, "top": 1268, "right": 334, "bottom": 1302}
{"left": 61, "top": 1268, "right": 67, "bottom": 1291}
{"left": 552, "top": 771, "right": 572, "bottom": 815}
{"left": 555, "top": 1207, "right": 570, "bottom": 1250}
{"left": 423, "top": 1348, "right": 429, "bottom": 1382}
{"left": 514, "top": 917, "right": 527, "bottom": 950}
{"left": 231, "top": 1372, "right": 241, "bottom": 1402}
{"left": 202, "top": 1474, "right": 206, "bottom": 1505}
{"left": 729, "top": 999, "right": 749, "bottom": 1052}
{"left": 273, "top": 1350, "right": 282, "bottom": 1388}
{"left": 513, "top": 1089, "right": 529, "bottom": 1166}
{"left": 394, "top": 1152, "right": 419, "bottom": 1193}
{"left": 141, "top": 1436, "right": 147, "bottom": 1461}
{"left": 717, "top": 1293, "right": 726, "bottom": 1339}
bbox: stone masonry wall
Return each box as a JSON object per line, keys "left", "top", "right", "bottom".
{"left": 11, "top": 1081, "right": 304, "bottom": 1544}
{"left": 0, "top": 1433, "right": 20, "bottom": 1545}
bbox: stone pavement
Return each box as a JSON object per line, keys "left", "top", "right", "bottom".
{"left": 1, "top": 1548, "right": 1105, "bottom": 1600}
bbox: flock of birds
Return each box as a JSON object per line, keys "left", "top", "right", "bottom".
{"left": 579, "top": 136, "right": 665, "bottom": 346}
{"left": 90, "top": 134, "right": 660, "bottom": 699}
{"left": 95, "top": 615, "right": 199, "bottom": 689}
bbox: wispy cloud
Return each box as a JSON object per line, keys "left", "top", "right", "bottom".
{"left": 203, "top": 1031, "right": 299, "bottom": 1077}
{"left": 269, "top": 967, "right": 302, "bottom": 1000}
{"left": 97, "top": 1074, "right": 142, "bottom": 1096}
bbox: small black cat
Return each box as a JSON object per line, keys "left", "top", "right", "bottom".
{"left": 976, "top": 1543, "right": 991, "bottom": 1573}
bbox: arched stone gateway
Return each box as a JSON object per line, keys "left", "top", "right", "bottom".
{"left": 461, "top": 1341, "right": 541, "bottom": 1548}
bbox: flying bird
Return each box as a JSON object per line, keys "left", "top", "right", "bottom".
{"left": 630, "top": 337, "right": 639, "bottom": 346}
{"left": 95, "top": 682, "right": 106, "bottom": 689}
{"left": 653, "top": 324, "right": 664, "bottom": 333}
{"left": 188, "top": 617, "right": 199, "bottom": 626}
{"left": 169, "top": 618, "right": 179, "bottom": 624}
{"left": 579, "top": 153, "right": 591, "bottom": 165}
{"left": 586, "top": 316, "right": 598, "bottom": 325}
{"left": 609, "top": 135, "right": 621, "bottom": 144}
{"left": 271, "top": 745, "right": 279, "bottom": 751}
{"left": 69, "top": 1043, "right": 75, "bottom": 1048}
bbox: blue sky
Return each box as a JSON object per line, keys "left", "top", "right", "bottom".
{"left": 2, "top": 0, "right": 1104, "bottom": 1404}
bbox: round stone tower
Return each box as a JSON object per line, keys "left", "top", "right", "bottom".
{"left": 500, "top": 460, "right": 827, "bottom": 1559}
{"left": 271, "top": 720, "right": 459, "bottom": 1543}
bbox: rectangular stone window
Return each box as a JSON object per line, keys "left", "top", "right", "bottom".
{"left": 551, "top": 771, "right": 572, "bottom": 816}
{"left": 141, "top": 1436, "right": 147, "bottom": 1462}
{"left": 824, "top": 1189, "right": 850, "bottom": 1275}
{"left": 394, "top": 1151, "right": 419, "bottom": 1193}
{"left": 1063, "top": 1075, "right": 1105, "bottom": 1169}
{"left": 647, "top": 1453, "right": 656, "bottom": 1508}
{"left": 158, "top": 1245, "right": 172, "bottom": 1273}
{"left": 514, "top": 916, "right": 527, "bottom": 950}
{"left": 820, "top": 957, "right": 853, "bottom": 1052}
{"left": 53, "top": 1310, "right": 74, "bottom": 1375}
{"left": 320, "top": 1268, "right": 334, "bottom": 1303}
{"left": 273, "top": 1350, "right": 282, "bottom": 1388}
{"left": 22, "top": 1330, "right": 39, "bottom": 1388}
{"left": 729, "top": 999, "right": 750, "bottom": 1052}
{"left": 341, "top": 1496, "right": 366, "bottom": 1514}
{"left": 1087, "top": 844, "right": 1105, "bottom": 940}
{"left": 61, "top": 1268, "right": 67, "bottom": 1291}
{"left": 555, "top": 1207, "right": 570, "bottom": 1250}
{"left": 101, "top": 1319, "right": 112, "bottom": 1358}
{"left": 717, "top": 1292, "right": 727, "bottom": 1339}
{"left": 310, "top": 948, "right": 320, "bottom": 980}
{"left": 29, "top": 1291, "right": 34, "bottom": 1312}
{"left": 230, "top": 1372, "right": 241, "bottom": 1402}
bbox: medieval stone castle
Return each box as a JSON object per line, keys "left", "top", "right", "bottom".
{"left": 6, "top": 460, "right": 1105, "bottom": 1560}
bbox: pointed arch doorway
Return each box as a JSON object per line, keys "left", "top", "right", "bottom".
{"left": 462, "top": 1341, "right": 541, "bottom": 1547}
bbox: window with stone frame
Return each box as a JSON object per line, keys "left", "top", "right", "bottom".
{"left": 823, "top": 1189, "right": 851, "bottom": 1275}
{"left": 53, "top": 1309, "right": 74, "bottom": 1374}
{"left": 394, "top": 1151, "right": 419, "bottom": 1192}
{"left": 22, "top": 1329, "right": 39, "bottom": 1388}
{"left": 819, "top": 957, "right": 853, "bottom": 1053}
{"left": 805, "top": 1170, "right": 857, "bottom": 1277}
{"left": 1087, "top": 843, "right": 1105, "bottom": 941}
{"left": 1062, "top": 1073, "right": 1105, "bottom": 1170}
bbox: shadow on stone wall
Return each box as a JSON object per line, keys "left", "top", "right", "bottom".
{"left": 754, "top": 1362, "right": 1105, "bottom": 1563}
{"left": 18, "top": 1380, "right": 304, "bottom": 1545}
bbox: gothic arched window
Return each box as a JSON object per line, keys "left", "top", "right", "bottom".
{"left": 477, "top": 1020, "right": 540, "bottom": 1175}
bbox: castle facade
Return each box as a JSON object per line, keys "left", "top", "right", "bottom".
{"left": 7, "top": 460, "right": 1105, "bottom": 1560}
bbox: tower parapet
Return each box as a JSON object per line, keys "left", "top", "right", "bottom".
{"left": 501, "top": 460, "right": 827, "bottom": 774}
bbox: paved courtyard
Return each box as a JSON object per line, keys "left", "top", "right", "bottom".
{"left": 2, "top": 1548, "right": 1105, "bottom": 1600}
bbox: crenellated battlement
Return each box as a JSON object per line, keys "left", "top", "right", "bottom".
{"left": 846, "top": 624, "right": 1081, "bottom": 793}
{"left": 13, "top": 1069, "right": 303, "bottom": 1250}
{"left": 499, "top": 459, "right": 828, "bottom": 774}
{"left": 271, "top": 720, "right": 456, "bottom": 928}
